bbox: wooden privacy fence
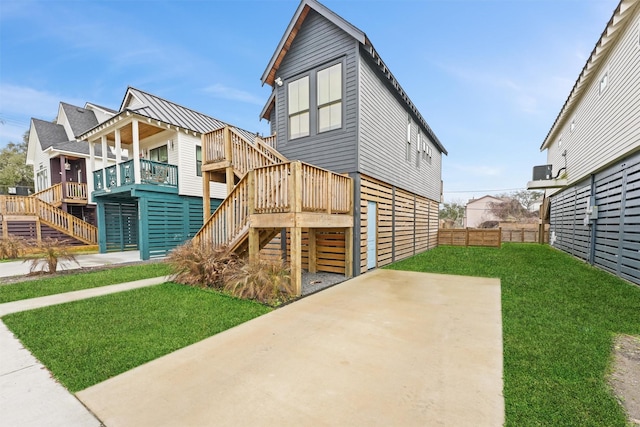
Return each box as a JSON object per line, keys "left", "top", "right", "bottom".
{"left": 438, "top": 228, "right": 502, "bottom": 248}
{"left": 501, "top": 227, "right": 549, "bottom": 243}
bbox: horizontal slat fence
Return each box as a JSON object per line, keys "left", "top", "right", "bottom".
{"left": 438, "top": 228, "right": 501, "bottom": 248}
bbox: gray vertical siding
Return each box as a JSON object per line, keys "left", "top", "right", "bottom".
{"left": 273, "top": 10, "right": 358, "bottom": 173}
{"left": 550, "top": 150, "right": 640, "bottom": 286}
{"left": 358, "top": 51, "right": 442, "bottom": 201}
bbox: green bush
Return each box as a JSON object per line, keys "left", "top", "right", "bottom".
{"left": 224, "top": 258, "right": 293, "bottom": 305}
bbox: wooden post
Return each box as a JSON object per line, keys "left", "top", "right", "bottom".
{"left": 248, "top": 228, "right": 259, "bottom": 262}
{"left": 326, "top": 172, "right": 332, "bottom": 214}
{"left": 308, "top": 228, "right": 317, "bottom": 273}
{"left": 224, "top": 126, "right": 234, "bottom": 196}
{"left": 203, "top": 171, "right": 211, "bottom": 221}
{"left": 345, "top": 226, "right": 353, "bottom": 278}
{"left": 35, "top": 217, "right": 41, "bottom": 244}
{"left": 465, "top": 227, "right": 470, "bottom": 247}
{"left": 291, "top": 162, "right": 302, "bottom": 213}
{"left": 291, "top": 226, "right": 302, "bottom": 296}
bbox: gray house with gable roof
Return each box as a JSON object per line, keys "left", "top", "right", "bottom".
{"left": 258, "top": 0, "right": 447, "bottom": 274}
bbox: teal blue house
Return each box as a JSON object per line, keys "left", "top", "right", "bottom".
{"left": 78, "top": 87, "right": 251, "bottom": 259}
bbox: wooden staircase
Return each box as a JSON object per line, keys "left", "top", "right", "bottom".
{"left": 0, "top": 194, "right": 97, "bottom": 245}
{"left": 32, "top": 182, "right": 88, "bottom": 207}
{"left": 194, "top": 126, "right": 354, "bottom": 294}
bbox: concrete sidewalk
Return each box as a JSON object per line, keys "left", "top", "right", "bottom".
{"left": 0, "top": 250, "right": 143, "bottom": 279}
{"left": 78, "top": 270, "right": 504, "bottom": 426}
{"left": 0, "top": 276, "right": 169, "bottom": 427}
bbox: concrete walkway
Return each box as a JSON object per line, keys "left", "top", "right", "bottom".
{"left": 78, "top": 270, "right": 504, "bottom": 426}
{"left": 0, "top": 250, "right": 143, "bottom": 279}
{"left": 0, "top": 276, "right": 169, "bottom": 427}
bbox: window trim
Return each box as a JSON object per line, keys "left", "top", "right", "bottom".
{"left": 317, "top": 62, "right": 343, "bottom": 134}
{"left": 196, "top": 145, "right": 202, "bottom": 177}
{"left": 287, "top": 75, "right": 310, "bottom": 140}
{"left": 598, "top": 68, "right": 609, "bottom": 96}
{"left": 149, "top": 145, "right": 168, "bottom": 163}
{"left": 285, "top": 58, "right": 345, "bottom": 141}
{"left": 405, "top": 115, "right": 412, "bottom": 162}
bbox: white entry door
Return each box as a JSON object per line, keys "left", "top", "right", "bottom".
{"left": 367, "top": 201, "right": 377, "bottom": 270}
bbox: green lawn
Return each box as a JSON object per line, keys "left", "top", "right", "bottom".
{"left": 2, "top": 282, "right": 271, "bottom": 392}
{"left": 0, "top": 263, "right": 172, "bottom": 303}
{"left": 388, "top": 244, "right": 640, "bottom": 427}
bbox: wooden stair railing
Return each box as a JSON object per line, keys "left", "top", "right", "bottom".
{"left": 32, "top": 183, "right": 63, "bottom": 206}
{"left": 33, "top": 182, "right": 88, "bottom": 206}
{"left": 0, "top": 195, "right": 97, "bottom": 245}
{"left": 202, "top": 126, "right": 286, "bottom": 179}
{"left": 193, "top": 161, "right": 352, "bottom": 255}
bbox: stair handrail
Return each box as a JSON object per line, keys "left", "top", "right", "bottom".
{"left": 0, "top": 195, "right": 97, "bottom": 245}
{"left": 32, "top": 183, "right": 63, "bottom": 205}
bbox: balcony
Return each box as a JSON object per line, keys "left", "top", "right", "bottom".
{"left": 93, "top": 159, "right": 178, "bottom": 192}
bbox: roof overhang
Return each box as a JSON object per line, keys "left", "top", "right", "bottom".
{"left": 260, "top": 91, "right": 276, "bottom": 121}
{"left": 78, "top": 110, "right": 204, "bottom": 144}
{"left": 260, "top": 0, "right": 365, "bottom": 87}
{"left": 540, "top": 0, "right": 639, "bottom": 151}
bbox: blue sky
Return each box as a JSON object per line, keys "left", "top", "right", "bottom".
{"left": 0, "top": 0, "right": 618, "bottom": 202}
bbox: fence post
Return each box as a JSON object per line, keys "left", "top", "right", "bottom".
{"left": 465, "top": 227, "right": 470, "bottom": 247}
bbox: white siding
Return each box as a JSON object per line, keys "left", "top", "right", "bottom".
{"left": 176, "top": 132, "right": 226, "bottom": 199}
{"left": 547, "top": 12, "right": 640, "bottom": 194}
{"left": 359, "top": 55, "right": 442, "bottom": 201}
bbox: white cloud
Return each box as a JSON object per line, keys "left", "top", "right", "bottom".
{"left": 0, "top": 84, "right": 73, "bottom": 118}
{"left": 204, "top": 84, "right": 264, "bottom": 106}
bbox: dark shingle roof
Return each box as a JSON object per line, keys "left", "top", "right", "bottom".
{"left": 61, "top": 103, "right": 99, "bottom": 137}
{"left": 31, "top": 118, "right": 68, "bottom": 150}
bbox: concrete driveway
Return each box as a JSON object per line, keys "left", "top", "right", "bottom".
{"left": 77, "top": 269, "right": 503, "bottom": 426}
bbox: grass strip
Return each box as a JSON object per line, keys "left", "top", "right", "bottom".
{"left": 388, "top": 243, "right": 640, "bottom": 427}
{"left": 0, "top": 263, "right": 172, "bottom": 303}
{"left": 2, "top": 282, "right": 271, "bottom": 392}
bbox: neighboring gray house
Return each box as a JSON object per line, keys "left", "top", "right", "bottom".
{"left": 529, "top": 0, "right": 639, "bottom": 285}
{"left": 259, "top": 0, "right": 447, "bottom": 273}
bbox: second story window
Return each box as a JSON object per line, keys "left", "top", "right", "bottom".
{"left": 406, "top": 115, "right": 412, "bottom": 162}
{"left": 288, "top": 76, "right": 310, "bottom": 139}
{"left": 598, "top": 70, "right": 609, "bottom": 95}
{"left": 149, "top": 145, "right": 168, "bottom": 163}
{"left": 196, "top": 146, "right": 202, "bottom": 177}
{"left": 317, "top": 63, "right": 342, "bottom": 133}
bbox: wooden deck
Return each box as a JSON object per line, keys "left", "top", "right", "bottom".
{"left": 32, "top": 182, "right": 88, "bottom": 207}
{"left": 196, "top": 126, "right": 354, "bottom": 295}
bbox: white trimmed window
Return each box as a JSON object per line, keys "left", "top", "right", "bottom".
{"left": 196, "top": 146, "right": 202, "bottom": 177}
{"left": 598, "top": 70, "right": 609, "bottom": 95}
{"left": 317, "top": 63, "right": 342, "bottom": 133}
{"left": 288, "top": 76, "right": 310, "bottom": 139}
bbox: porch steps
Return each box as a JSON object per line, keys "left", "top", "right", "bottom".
{"left": 0, "top": 195, "right": 97, "bottom": 245}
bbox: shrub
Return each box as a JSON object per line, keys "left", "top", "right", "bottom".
{"left": 0, "top": 235, "right": 27, "bottom": 259}
{"left": 167, "top": 240, "right": 240, "bottom": 289}
{"left": 224, "top": 258, "right": 293, "bottom": 305}
{"left": 26, "top": 238, "right": 78, "bottom": 274}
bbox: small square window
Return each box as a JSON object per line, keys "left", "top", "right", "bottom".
{"left": 599, "top": 71, "right": 608, "bottom": 95}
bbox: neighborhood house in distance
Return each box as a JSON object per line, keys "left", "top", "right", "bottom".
{"left": 7, "top": 0, "right": 446, "bottom": 294}
{"left": 529, "top": 0, "right": 639, "bottom": 285}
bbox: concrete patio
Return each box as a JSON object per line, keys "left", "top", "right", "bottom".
{"left": 77, "top": 269, "right": 504, "bottom": 426}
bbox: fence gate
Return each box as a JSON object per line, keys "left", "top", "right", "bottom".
{"left": 104, "top": 201, "right": 138, "bottom": 252}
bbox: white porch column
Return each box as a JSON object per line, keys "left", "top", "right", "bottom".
{"left": 101, "top": 135, "right": 108, "bottom": 187}
{"left": 115, "top": 128, "right": 122, "bottom": 185}
{"left": 89, "top": 141, "right": 96, "bottom": 196}
{"left": 132, "top": 119, "right": 141, "bottom": 184}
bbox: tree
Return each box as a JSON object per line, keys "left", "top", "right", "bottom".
{"left": 488, "top": 190, "right": 542, "bottom": 222}
{"left": 0, "top": 131, "right": 33, "bottom": 194}
{"left": 439, "top": 201, "right": 465, "bottom": 228}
